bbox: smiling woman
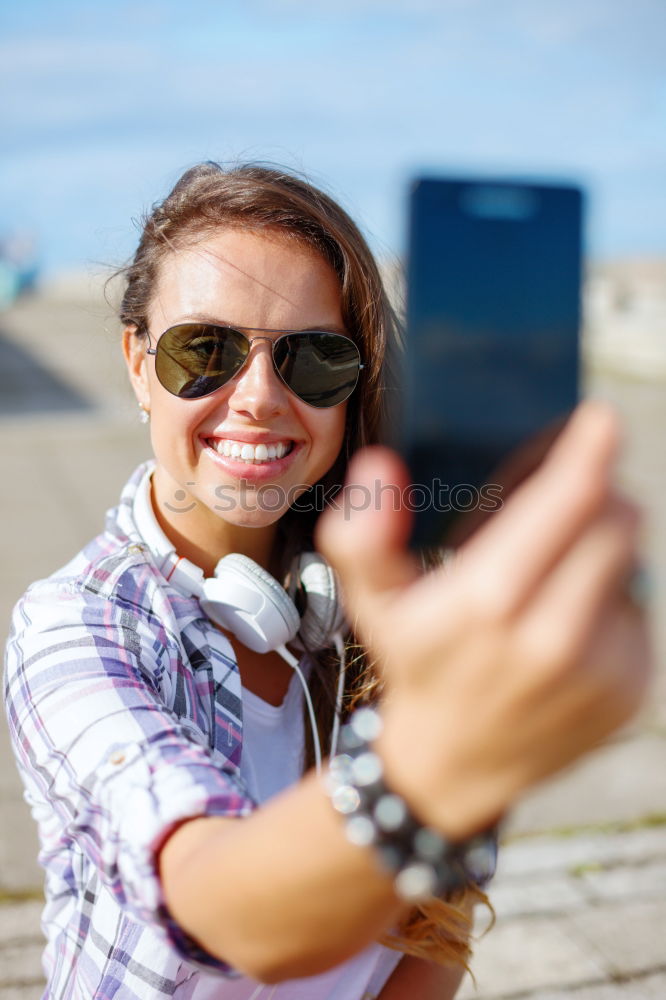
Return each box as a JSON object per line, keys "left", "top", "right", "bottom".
{"left": 3, "top": 162, "right": 650, "bottom": 1000}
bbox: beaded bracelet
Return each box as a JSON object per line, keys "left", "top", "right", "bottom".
{"left": 324, "top": 706, "right": 498, "bottom": 903}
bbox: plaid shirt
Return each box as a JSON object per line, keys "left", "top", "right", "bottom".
{"left": 4, "top": 462, "right": 260, "bottom": 997}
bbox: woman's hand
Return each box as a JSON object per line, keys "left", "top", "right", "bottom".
{"left": 316, "top": 402, "right": 652, "bottom": 839}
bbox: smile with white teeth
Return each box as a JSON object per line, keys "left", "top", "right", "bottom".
{"left": 207, "top": 439, "right": 294, "bottom": 463}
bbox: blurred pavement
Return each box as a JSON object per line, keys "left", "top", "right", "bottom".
{"left": 1, "top": 281, "right": 665, "bottom": 997}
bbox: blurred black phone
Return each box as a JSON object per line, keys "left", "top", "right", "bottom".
{"left": 400, "top": 176, "right": 583, "bottom": 549}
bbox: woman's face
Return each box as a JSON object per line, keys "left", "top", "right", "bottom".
{"left": 124, "top": 228, "right": 349, "bottom": 544}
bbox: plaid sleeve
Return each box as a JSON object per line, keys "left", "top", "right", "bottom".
{"left": 4, "top": 575, "right": 255, "bottom": 975}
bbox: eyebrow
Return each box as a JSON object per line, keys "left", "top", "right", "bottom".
{"left": 170, "top": 313, "right": 350, "bottom": 336}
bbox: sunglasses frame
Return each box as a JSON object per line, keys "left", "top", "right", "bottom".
{"left": 145, "top": 322, "right": 365, "bottom": 408}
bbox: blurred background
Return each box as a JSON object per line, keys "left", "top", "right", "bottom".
{"left": 1, "top": 1, "right": 665, "bottom": 997}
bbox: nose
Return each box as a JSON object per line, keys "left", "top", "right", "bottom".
{"left": 226, "top": 338, "right": 290, "bottom": 420}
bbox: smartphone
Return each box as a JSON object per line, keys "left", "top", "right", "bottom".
{"left": 399, "top": 176, "right": 583, "bottom": 549}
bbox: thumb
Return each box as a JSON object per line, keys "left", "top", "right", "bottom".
{"left": 315, "top": 447, "right": 421, "bottom": 644}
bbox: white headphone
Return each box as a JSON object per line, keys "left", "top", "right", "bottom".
{"left": 132, "top": 468, "right": 348, "bottom": 769}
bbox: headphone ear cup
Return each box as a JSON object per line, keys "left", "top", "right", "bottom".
{"left": 289, "top": 552, "right": 346, "bottom": 651}
{"left": 202, "top": 553, "right": 300, "bottom": 654}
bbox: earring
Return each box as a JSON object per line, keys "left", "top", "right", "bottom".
{"left": 138, "top": 403, "right": 150, "bottom": 424}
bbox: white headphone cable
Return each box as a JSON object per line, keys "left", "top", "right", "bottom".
{"left": 329, "top": 631, "right": 347, "bottom": 758}
{"left": 276, "top": 645, "right": 322, "bottom": 774}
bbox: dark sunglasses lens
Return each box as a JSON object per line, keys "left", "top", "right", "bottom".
{"left": 155, "top": 324, "right": 248, "bottom": 398}
{"left": 273, "top": 333, "right": 361, "bottom": 407}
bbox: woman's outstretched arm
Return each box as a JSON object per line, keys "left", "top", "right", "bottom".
{"left": 159, "top": 401, "right": 650, "bottom": 982}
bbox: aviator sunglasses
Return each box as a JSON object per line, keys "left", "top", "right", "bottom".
{"left": 146, "top": 323, "right": 364, "bottom": 408}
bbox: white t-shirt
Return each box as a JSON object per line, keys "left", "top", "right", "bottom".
{"left": 189, "top": 670, "right": 403, "bottom": 999}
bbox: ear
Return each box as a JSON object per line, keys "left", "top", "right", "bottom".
{"left": 122, "top": 326, "right": 151, "bottom": 410}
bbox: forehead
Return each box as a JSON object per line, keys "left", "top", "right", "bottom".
{"left": 149, "top": 228, "right": 343, "bottom": 331}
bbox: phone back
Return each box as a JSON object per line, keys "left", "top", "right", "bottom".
{"left": 402, "top": 176, "right": 582, "bottom": 547}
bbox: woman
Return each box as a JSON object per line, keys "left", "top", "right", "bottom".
{"left": 4, "top": 162, "right": 649, "bottom": 999}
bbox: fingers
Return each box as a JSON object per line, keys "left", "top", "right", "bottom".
{"left": 511, "top": 598, "right": 653, "bottom": 791}
{"left": 315, "top": 447, "right": 421, "bottom": 643}
{"left": 514, "top": 495, "right": 641, "bottom": 674}
{"left": 317, "top": 400, "right": 636, "bottom": 706}
{"left": 456, "top": 401, "right": 622, "bottom": 619}
{"left": 574, "top": 591, "right": 653, "bottom": 734}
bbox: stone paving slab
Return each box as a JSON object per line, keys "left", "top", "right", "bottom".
{"left": 0, "top": 940, "right": 44, "bottom": 989}
{"left": 0, "top": 795, "right": 42, "bottom": 893}
{"left": 0, "top": 900, "right": 44, "bottom": 993}
{"left": 459, "top": 902, "right": 666, "bottom": 1000}
{"left": 0, "top": 988, "right": 44, "bottom": 1000}
{"left": 497, "top": 827, "right": 666, "bottom": 879}
{"left": 487, "top": 872, "right": 589, "bottom": 920}
{"left": 0, "top": 902, "right": 42, "bottom": 947}
{"left": 455, "top": 829, "right": 666, "bottom": 999}
{"left": 579, "top": 859, "right": 666, "bottom": 903}
{"left": 505, "top": 732, "right": 666, "bottom": 837}
{"left": 515, "top": 972, "right": 666, "bottom": 1000}
{"left": 565, "top": 899, "right": 666, "bottom": 980}
{"left": 457, "top": 914, "right": 609, "bottom": 998}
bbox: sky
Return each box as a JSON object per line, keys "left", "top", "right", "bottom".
{"left": 1, "top": 0, "right": 665, "bottom": 277}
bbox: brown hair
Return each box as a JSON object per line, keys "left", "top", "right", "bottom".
{"left": 118, "top": 161, "right": 484, "bottom": 969}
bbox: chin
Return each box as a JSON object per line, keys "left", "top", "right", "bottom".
{"left": 215, "top": 504, "right": 288, "bottom": 530}
{"left": 209, "top": 477, "right": 312, "bottom": 529}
